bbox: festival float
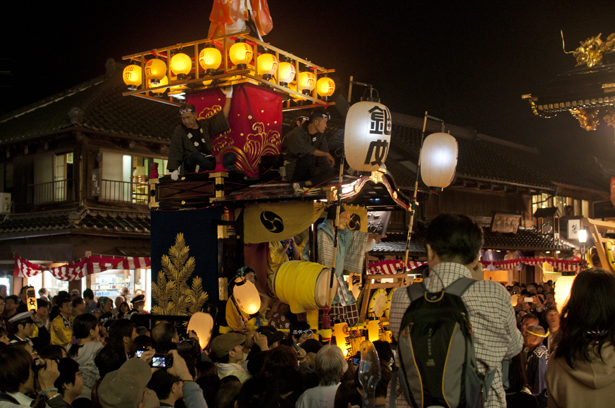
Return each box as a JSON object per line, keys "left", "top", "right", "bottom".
{"left": 119, "top": 1, "right": 458, "bottom": 354}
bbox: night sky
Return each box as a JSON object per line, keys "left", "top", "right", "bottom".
{"left": 2, "top": 1, "right": 615, "bottom": 161}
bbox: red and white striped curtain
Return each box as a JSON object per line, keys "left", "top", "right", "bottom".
{"left": 367, "top": 257, "right": 582, "bottom": 275}
{"left": 13, "top": 254, "right": 151, "bottom": 282}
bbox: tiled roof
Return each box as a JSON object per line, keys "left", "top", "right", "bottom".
{"left": 0, "top": 61, "right": 177, "bottom": 144}
{"left": 0, "top": 209, "right": 150, "bottom": 238}
{"left": 371, "top": 227, "right": 576, "bottom": 255}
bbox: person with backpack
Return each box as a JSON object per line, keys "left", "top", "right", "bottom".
{"left": 387, "top": 213, "right": 523, "bottom": 408}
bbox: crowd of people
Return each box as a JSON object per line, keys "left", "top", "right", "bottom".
{"left": 0, "top": 213, "right": 614, "bottom": 408}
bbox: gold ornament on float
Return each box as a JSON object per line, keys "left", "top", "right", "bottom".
{"left": 563, "top": 31, "right": 615, "bottom": 68}
{"left": 151, "top": 233, "right": 209, "bottom": 315}
{"left": 570, "top": 108, "right": 600, "bottom": 131}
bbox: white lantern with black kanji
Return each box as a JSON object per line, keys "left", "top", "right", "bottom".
{"left": 344, "top": 101, "right": 392, "bottom": 172}
{"left": 420, "top": 132, "right": 458, "bottom": 188}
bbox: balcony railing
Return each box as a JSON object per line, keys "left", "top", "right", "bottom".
{"left": 100, "top": 179, "right": 149, "bottom": 204}
{"left": 28, "top": 179, "right": 74, "bottom": 205}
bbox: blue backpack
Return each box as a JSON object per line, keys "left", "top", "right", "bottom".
{"left": 391, "top": 276, "right": 496, "bottom": 408}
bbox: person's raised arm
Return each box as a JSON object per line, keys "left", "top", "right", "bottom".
{"left": 167, "top": 350, "right": 208, "bottom": 408}
{"left": 221, "top": 86, "right": 233, "bottom": 119}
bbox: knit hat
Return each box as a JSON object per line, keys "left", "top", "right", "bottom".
{"left": 98, "top": 358, "right": 152, "bottom": 408}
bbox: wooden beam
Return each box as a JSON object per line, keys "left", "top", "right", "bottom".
{"left": 583, "top": 217, "right": 614, "bottom": 274}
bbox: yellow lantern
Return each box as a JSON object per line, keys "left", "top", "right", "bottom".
{"left": 149, "top": 75, "right": 168, "bottom": 95}
{"left": 367, "top": 317, "right": 381, "bottom": 343}
{"left": 298, "top": 70, "right": 316, "bottom": 94}
{"left": 123, "top": 63, "right": 142, "bottom": 90}
{"left": 257, "top": 52, "right": 277, "bottom": 79}
{"left": 145, "top": 58, "right": 167, "bottom": 85}
{"left": 333, "top": 322, "right": 350, "bottom": 357}
{"left": 420, "top": 132, "right": 459, "bottom": 188}
{"left": 278, "top": 61, "right": 296, "bottom": 86}
{"left": 554, "top": 274, "right": 576, "bottom": 313}
{"left": 316, "top": 76, "right": 335, "bottom": 97}
{"left": 511, "top": 294, "right": 519, "bottom": 307}
{"left": 170, "top": 52, "right": 192, "bottom": 80}
{"left": 232, "top": 277, "right": 261, "bottom": 315}
{"left": 288, "top": 83, "right": 306, "bottom": 103}
{"left": 229, "top": 39, "right": 253, "bottom": 68}
{"left": 344, "top": 101, "right": 392, "bottom": 172}
{"left": 187, "top": 312, "right": 214, "bottom": 350}
{"left": 26, "top": 286, "right": 37, "bottom": 312}
{"left": 199, "top": 45, "right": 222, "bottom": 73}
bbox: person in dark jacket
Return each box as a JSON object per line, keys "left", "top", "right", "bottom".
{"left": 167, "top": 87, "right": 235, "bottom": 180}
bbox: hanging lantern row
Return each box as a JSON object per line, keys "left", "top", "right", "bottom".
{"left": 122, "top": 39, "right": 335, "bottom": 100}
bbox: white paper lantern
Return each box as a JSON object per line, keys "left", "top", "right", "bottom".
{"left": 233, "top": 278, "right": 261, "bottom": 315}
{"left": 420, "top": 132, "right": 458, "bottom": 188}
{"left": 554, "top": 274, "right": 576, "bottom": 314}
{"left": 187, "top": 312, "right": 214, "bottom": 350}
{"left": 344, "top": 101, "right": 392, "bottom": 172}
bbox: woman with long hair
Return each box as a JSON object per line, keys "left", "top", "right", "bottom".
{"left": 66, "top": 313, "right": 102, "bottom": 399}
{"left": 546, "top": 268, "right": 615, "bottom": 408}
{"left": 116, "top": 302, "right": 130, "bottom": 319}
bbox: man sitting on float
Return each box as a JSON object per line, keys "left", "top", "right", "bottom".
{"left": 167, "top": 86, "right": 236, "bottom": 180}
{"left": 282, "top": 110, "right": 337, "bottom": 193}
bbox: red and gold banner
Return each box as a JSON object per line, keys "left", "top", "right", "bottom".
{"left": 186, "top": 83, "right": 283, "bottom": 178}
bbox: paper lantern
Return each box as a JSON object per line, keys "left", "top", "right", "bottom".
{"left": 233, "top": 277, "right": 261, "bottom": 315}
{"left": 333, "top": 322, "right": 350, "bottom": 357}
{"left": 278, "top": 62, "right": 296, "bottom": 86}
{"left": 149, "top": 75, "right": 168, "bottom": 95}
{"left": 367, "top": 318, "right": 381, "bottom": 342}
{"left": 344, "top": 101, "right": 392, "bottom": 172}
{"left": 555, "top": 274, "right": 576, "bottom": 313}
{"left": 511, "top": 294, "right": 519, "bottom": 307}
{"left": 199, "top": 46, "right": 222, "bottom": 73}
{"left": 145, "top": 58, "right": 167, "bottom": 85}
{"left": 229, "top": 40, "right": 253, "bottom": 68}
{"left": 123, "top": 64, "right": 142, "bottom": 90}
{"left": 257, "top": 53, "right": 277, "bottom": 79}
{"left": 316, "top": 76, "right": 335, "bottom": 97}
{"left": 298, "top": 71, "right": 316, "bottom": 94}
{"left": 288, "top": 83, "right": 306, "bottom": 102}
{"left": 187, "top": 312, "right": 214, "bottom": 350}
{"left": 170, "top": 52, "right": 192, "bottom": 79}
{"left": 420, "top": 132, "right": 458, "bottom": 188}
{"left": 26, "top": 286, "right": 37, "bottom": 312}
